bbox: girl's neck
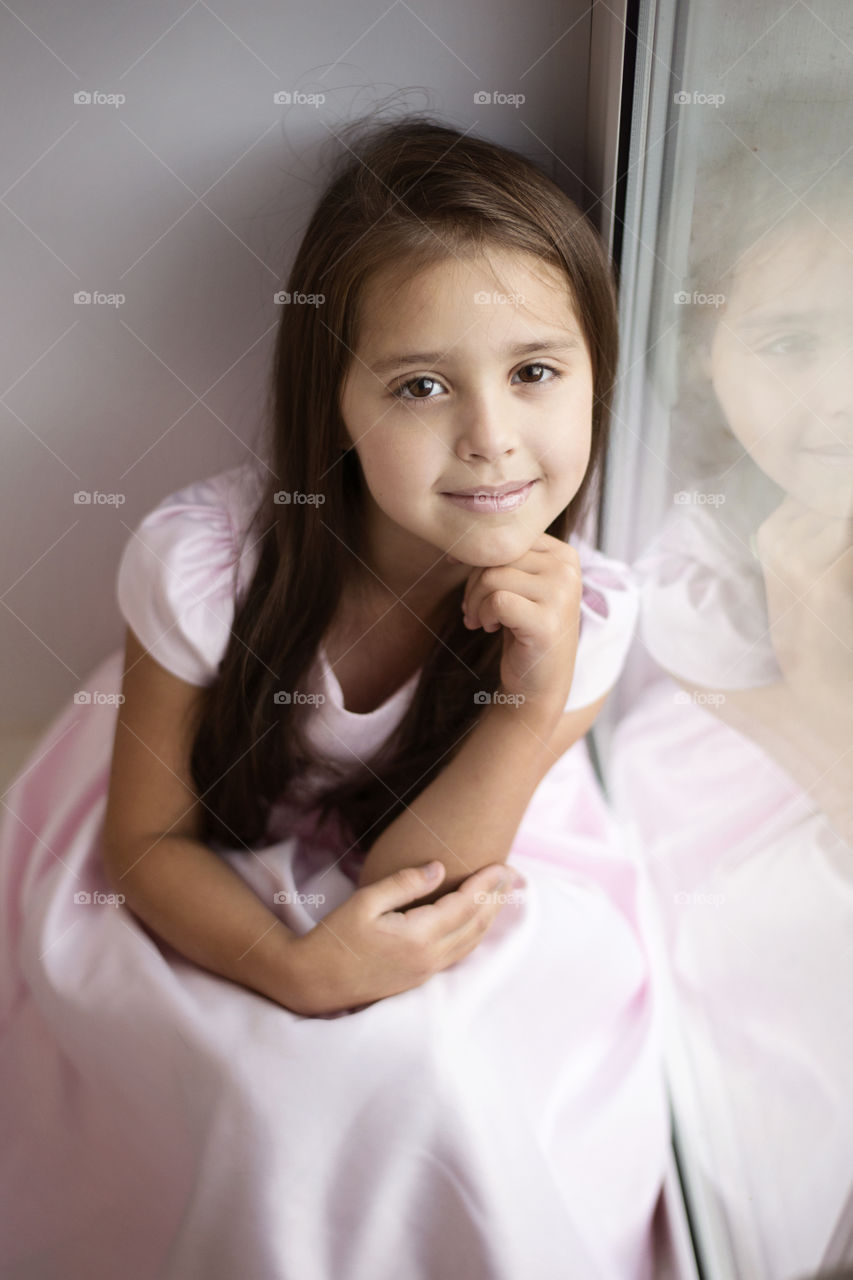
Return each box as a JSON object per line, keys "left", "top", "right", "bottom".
{"left": 356, "top": 491, "right": 469, "bottom": 620}
{"left": 347, "top": 568, "right": 451, "bottom": 633}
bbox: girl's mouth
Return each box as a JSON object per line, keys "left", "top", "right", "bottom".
{"left": 441, "top": 480, "right": 537, "bottom": 513}
{"left": 798, "top": 440, "right": 851, "bottom": 459}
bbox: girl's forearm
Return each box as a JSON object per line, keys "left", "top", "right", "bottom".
{"left": 768, "top": 681, "right": 853, "bottom": 843}
{"left": 356, "top": 697, "right": 563, "bottom": 896}
{"left": 682, "top": 677, "right": 853, "bottom": 845}
{"left": 103, "top": 834, "right": 305, "bottom": 1010}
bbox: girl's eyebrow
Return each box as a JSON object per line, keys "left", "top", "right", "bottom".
{"left": 735, "top": 308, "right": 826, "bottom": 332}
{"left": 368, "top": 335, "right": 583, "bottom": 375}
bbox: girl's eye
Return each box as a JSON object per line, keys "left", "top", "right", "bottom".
{"left": 758, "top": 333, "right": 817, "bottom": 357}
{"left": 390, "top": 375, "right": 443, "bottom": 401}
{"left": 389, "top": 363, "right": 561, "bottom": 402}
{"left": 513, "top": 363, "right": 560, "bottom": 385}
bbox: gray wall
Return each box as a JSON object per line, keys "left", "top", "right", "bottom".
{"left": 1, "top": 0, "right": 595, "bottom": 729}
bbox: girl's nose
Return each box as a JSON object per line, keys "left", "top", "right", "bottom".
{"left": 813, "top": 349, "right": 853, "bottom": 425}
{"left": 455, "top": 399, "right": 518, "bottom": 461}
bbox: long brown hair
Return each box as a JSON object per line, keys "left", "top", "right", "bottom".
{"left": 189, "top": 110, "right": 619, "bottom": 858}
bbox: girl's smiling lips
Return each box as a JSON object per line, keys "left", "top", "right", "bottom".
{"left": 442, "top": 478, "right": 536, "bottom": 496}
{"left": 798, "top": 440, "right": 851, "bottom": 458}
{"left": 441, "top": 480, "right": 537, "bottom": 513}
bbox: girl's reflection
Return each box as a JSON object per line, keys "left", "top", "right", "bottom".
{"left": 610, "top": 92, "right": 853, "bottom": 1280}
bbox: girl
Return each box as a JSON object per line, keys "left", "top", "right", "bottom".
{"left": 609, "top": 91, "right": 853, "bottom": 1279}
{"left": 0, "top": 112, "right": 670, "bottom": 1279}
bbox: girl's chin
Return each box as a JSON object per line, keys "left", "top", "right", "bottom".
{"left": 441, "top": 533, "right": 547, "bottom": 568}
{"left": 779, "top": 467, "right": 853, "bottom": 517}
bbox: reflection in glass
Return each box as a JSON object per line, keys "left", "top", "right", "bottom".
{"left": 610, "top": 82, "right": 853, "bottom": 1280}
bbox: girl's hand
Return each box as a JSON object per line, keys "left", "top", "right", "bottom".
{"left": 459, "top": 533, "right": 583, "bottom": 717}
{"left": 755, "top": 494, "right": 853, "bottom": 724}
{"left": 285, "top": 860, "right": 524, "bottom": 1016}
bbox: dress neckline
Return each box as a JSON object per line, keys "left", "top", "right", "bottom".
{"left": 317, "top": 642, "right": 420, "bottom": 718}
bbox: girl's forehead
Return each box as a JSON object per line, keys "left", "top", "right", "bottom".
{"left": 727, "top": 220, "right": 853, "bottom": 312}
{"left": 358, "top": 251, "right": 578, "bottom": 334}
{"left": 365, "top": 247, "right": 569, "bottom": 299}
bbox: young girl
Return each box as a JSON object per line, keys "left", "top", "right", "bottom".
{"left": 609, "top": 91, "right": 853, "bottom": 1279}
{"left": 0, "top": 113, "right": 670, "bottom": 1279}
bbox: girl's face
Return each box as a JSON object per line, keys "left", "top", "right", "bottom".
{"left": 339, "top": 248, "right": 595, "bottom": 602}
{"left": 707, "top": 221, "right": 853, "bottom": 518}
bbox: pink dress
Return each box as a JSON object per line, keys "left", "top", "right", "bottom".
{"left": 608, "top": 498, "right": 853, "bottom": 1279}
{"left": 0, "top": 461, "right": 670, "bottom": 1280}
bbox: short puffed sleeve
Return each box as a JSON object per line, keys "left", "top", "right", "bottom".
{"left": 564, "top": 538, "right": 640, "bottom": 711}
{"left": 116, "top": 465, "right": 260, "bottom": 687}
{"left": 634, "top": 503, "right": 781, "bottom": 689}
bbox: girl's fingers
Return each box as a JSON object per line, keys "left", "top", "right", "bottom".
{"left": 426, "top": 870, "right": 518, "bottom": 943}
{"left": 460, "top": 543, "right": 555, "bottom": 612}
{"left": 463, "top": 566, "right": 550, "bottom": 629}
{"left": 468, "top": 590, "right": 544, "bottom": 643}
{"left": 439, "top": 887, "right": 518, "bottom": 956}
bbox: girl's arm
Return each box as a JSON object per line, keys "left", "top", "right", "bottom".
{"left": 103, "top": 832, "right": 303, "bottom": 1008}
{"left": 103, "top": 628, "right": 302, "bottom": 1010}
{"left": 357, "top": 691, "right": 608, "bottom": 901}
{"left": 669, "top": 674, "right": 853, "bottom": 845}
